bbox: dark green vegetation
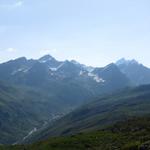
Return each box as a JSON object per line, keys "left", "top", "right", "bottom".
{"left": 1, "top": 117, "right": 150, "bottom": 150}
{"left": 29, "top": 85, "right": 150, "bottom": 142}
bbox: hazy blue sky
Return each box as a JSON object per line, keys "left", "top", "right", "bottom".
{"left": 0, "top": 0, "right": 150, "bottom": 67}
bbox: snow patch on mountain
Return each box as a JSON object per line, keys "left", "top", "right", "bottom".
{"left": 11, "top": 67, "right": 30, "bottom": 75}
{"left": 23, "top": 128, "right": 37, "bottom": 141}
{"left": 49, "top": 63, "right": 65, "bottom": 72}
{"left": 79, "top": 70, "right": 84, "bottom": 76}
{"left": 79, "top": 70, "right": 88, "bottom": 76}
{"left": 82, "top": 66, "right": 94, "bottom": 72}
{"left": 88, "top": 72, "right": 105, "bottom": 83}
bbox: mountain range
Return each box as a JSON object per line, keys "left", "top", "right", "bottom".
{"left": 0, "top": 55, "right": 150, "bottom": 145}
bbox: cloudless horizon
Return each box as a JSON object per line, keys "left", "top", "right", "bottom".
{"left": 0, "top": 0, "right": 150, "bottom": 67}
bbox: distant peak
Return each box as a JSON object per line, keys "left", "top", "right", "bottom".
{"left": 70, "top": 60, "right": 80, "bottom": 65}
{"left": 130, "top": 59, "right": 138, "bottom": 64}
{"left": 39, "top": 54, "right": 55, "bottom": 63}
{"left": 104, "top": 63, "right": 118, "bottom": 70}
{"left": 116, "top": 58, "right": 138, "bottom": 66}
{"left": 14, "top": 57, "right": 27, "bottom": 62}
{"left": 117, "top": 58, "right": 126, "bottom": 63}
{"left": 40, "top": 54, "right": 54, "bottom": 60}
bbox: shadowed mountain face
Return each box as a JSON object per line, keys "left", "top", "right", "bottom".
{"left": 1, "top": 56, "right": 150, "bottom": 89}
{"left": 0, "top": 55, "right": 130, "bottom": 90}
{"left": 1, "top": 55, "right": 150, "bottom": 144}
{"left": 0, "top": 55, "right": 131, "bottom": 144}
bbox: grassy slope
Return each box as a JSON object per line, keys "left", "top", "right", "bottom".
{"left": 0, "top": 81, "right": 77, "bottom": 144}
{"left": 0, "top": 77, "right": 100, "bottom": 144}
{"left": 28, "top": 85, "right": 150, "bottom": 142}
{"left": 2, "top": 117, "right": 150, "bottom": 150}
{"left": 0, "top": 82, "right": 49, "bottom": 144}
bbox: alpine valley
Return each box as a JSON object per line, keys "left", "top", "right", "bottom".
{"left": 1, "top": 55, "right": 150, "bottom": 150}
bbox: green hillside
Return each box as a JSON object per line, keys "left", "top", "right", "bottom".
{"left": 1, "top": 116, "right": 150, "bottom": 150}
{"left": 0, "top": 81, "right": 79, "bottom": 144}
{"left": 29, "top": 85, "right": 150, "bottom": 142}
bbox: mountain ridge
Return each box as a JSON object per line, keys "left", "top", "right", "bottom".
{"left": 0, "top": 55, "right": 150, "bottom": 144}
{"left": 0, "top": 55, "right": 132, "bottom": 144}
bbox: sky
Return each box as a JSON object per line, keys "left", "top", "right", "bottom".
{"left": 0, "top": 0, "right": 150, "bottom": 67}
